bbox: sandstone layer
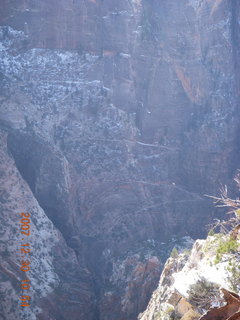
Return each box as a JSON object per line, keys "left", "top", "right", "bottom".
{"left": 0, "top": 0, "right": 240, "bottom": 319}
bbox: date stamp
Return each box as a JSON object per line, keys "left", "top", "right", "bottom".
{"left": 19, "top": 212, "right": 31, "bottom": 307}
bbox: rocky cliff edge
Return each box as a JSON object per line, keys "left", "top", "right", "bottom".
{"left": 139, "top": 231, "right": 240, "bottom": 320}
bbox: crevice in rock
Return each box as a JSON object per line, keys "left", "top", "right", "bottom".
{"left": 7, "top": 132, "right": 72, "bottom": 237}
{"left": 6, "top": 130, "right": 102, "bottom": 319}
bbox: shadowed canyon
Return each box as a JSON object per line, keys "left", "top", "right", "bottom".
{"left": 0, "top": 0, "right": 240, "bottom": 319}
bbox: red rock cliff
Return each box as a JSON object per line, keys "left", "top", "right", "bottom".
{"left": 0, "top": 0, "right": 240, "bottom": 319}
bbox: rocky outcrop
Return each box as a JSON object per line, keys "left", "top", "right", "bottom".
{"left": 199, "top": 289, "right": 240, "bottom": 320}
{"left": 1, "top": 0, "right": 240, "bottom": 319}
{"left": 139, "top": 233, "right": 240, "bottom": 320}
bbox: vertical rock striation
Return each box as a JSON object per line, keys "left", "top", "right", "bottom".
{"left": 0, "top": 0, "right": 240, "bottom": 319}
{"left": 0, "top": 130, "right": 95, "bottom": 320}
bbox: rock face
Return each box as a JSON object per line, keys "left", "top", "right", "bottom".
{"left": 138, "top": 233, "right": 240, "bottom": 320}
{"left": 0, "top": 130, "right": 95, "bottom": 320}
{"left": 0, "top": 0, "right": 240, "bottom": 319}
{"left": 199, "top": 289, "right": 240, "bottom": 320}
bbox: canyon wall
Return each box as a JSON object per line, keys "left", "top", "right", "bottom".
{"left": 0, "top": 0, "right": 240, "bottom": 319}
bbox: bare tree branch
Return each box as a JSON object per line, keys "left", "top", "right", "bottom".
{"left": 205, "top": 174, "right": 240, "bottom": 234}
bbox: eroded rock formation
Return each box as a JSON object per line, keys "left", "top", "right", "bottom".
{"left": 0, "top": 130, "right": 95, "bottom": 320}
{"left": 139, "top": 233, "right": 240, "bottom": 320}
{"left": 0, "top": 0, "right": 240, "bottom": 319}
{"left": 199, "top": 289, "right": 240, "bottom": 320}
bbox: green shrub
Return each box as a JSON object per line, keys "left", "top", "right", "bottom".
{"left": 183, "top": 248, "right": 191, "bottom": 256}
{"left": 208, "top": 229, "right": 215, "bottom": 236}
{"left": 218, "top": 238, "right": 238, "bottom": 253}
{"left": 187, "top": 277, "right": 220, "bottom": 311}
{"left": 214, "top": 238, "right": 238, "bottom": 264}
{"left": 227, "top": 260, "right": 240, "bottom": 293}
{"left": 170, "top": 247, "right": 178, "bottom": 259}
{"left": 154, "top": 305, "right": 175, "bottom": 320}
{"left": 214, "top": 253, "right": 221, "bottom": 265}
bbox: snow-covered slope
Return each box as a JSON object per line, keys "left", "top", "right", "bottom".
{"left": 139, "top": 232, "right": 240, "bottom": 320}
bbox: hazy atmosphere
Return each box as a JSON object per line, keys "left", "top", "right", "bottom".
{"left": 0, "top": 1, "right": 240, "bottom": 319}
